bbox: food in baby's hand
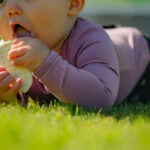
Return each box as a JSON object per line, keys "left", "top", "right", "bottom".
{"left": 0, "top": 40, "right": 32, "bottom": 93}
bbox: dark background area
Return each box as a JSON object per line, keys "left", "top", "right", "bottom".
{"left": 81, "top": 1, "right": 150, "bottom": 34}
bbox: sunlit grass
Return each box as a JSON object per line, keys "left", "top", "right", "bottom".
{"left": 0, "top": 100, "right": 150, "bottom": 150}
{"left": 86, "top": 0, "right": 150, "bottom": 4}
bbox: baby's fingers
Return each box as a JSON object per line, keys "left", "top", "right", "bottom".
{"left": 0, "top": 66, "right": 6, "bottom": 72}
{"left": 8, "top": 46, "right": 28, "bottom": 60}
{"left": 10, "top": 78, "right": 22, "bottom": 94}
{"left": 0, "top": 71, "right": 10, "bottom": 82}
{"left": 0, "top": 73, "right": 14, "bottom": 91}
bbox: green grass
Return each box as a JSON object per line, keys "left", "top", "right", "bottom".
{"left": 0, "top": 100, "right": 150, "bottom": 150}
{"left": 86, "top": 0, "right": 150, "bottom": 4}
{"left": 87, "top": 0, "right": 150, "bottom": 3}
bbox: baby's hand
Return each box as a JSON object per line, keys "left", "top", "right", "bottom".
{"left": 8, "top": 37, "right": 50, "bottom": 72}
{"left": 0, "top": 66, "right": 22, "bottom": 103}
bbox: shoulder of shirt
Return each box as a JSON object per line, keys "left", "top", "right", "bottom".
{"left": 71, "top": 17, "right": 109, "bottom": 41}
{"left": 61, "top": 17, "right": 115, "bottom": 65}
{"left": 65, "top": 17, "right": 113, "bottom": 51}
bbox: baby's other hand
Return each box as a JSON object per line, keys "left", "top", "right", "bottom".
{"left": 8, "top": 37, "right": 50, "bottom": 72}
{"left": 0, "top": 66, "right": 22, "bottom": 103}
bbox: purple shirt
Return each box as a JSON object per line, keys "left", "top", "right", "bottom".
{"left": 26, "top": 17, "right": 150, "bottom": 109}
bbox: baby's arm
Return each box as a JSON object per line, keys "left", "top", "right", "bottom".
{"left": 33, "top": 38, "right": 119, "bottom": 109}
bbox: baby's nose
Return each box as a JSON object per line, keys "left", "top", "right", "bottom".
{"left": 7, "top": 3, "right": 23, "bottom": 17}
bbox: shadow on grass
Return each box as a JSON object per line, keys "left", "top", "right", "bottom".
{"left": 52, "top": 99, "right": 150, "bottom": 121}
{"left": 102, "top": 101, "right": 150, "bottom": 121}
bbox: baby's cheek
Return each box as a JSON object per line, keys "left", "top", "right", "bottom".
{"left": 28, "top": 4, "right": 47, "bottom": 24}
{"left": 27, "top": 2, "right": 55, "bottom": 30}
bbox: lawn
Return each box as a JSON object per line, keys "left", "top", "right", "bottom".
{"left": 87, "top": 0, "right": 150, "bottom": 4}
{"left": 0, "top": 100, "right": 150, "bottom": 150}
{"left": 86, "top": 0, "right": 150, "bottom": 6}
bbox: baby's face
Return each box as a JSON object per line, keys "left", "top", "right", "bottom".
{"left": 0, "top": 0, "right": 71, "bottom": 51}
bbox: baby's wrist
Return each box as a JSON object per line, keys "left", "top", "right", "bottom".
{"left": 33, "top": 50, "right": 54, "bottom": 77}
{"left": 31, "top": 49, "right": 50, "bottom": 72}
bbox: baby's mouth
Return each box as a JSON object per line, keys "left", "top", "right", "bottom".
{"left": 13, "top": 24, "right": 32, "bottom": 39}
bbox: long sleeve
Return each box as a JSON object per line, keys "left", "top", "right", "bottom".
{"left": 33, "top": 29, "right": 120, "bottom": 109}
{"left": 25, "top": 18, "right": 150, "bottom": 108}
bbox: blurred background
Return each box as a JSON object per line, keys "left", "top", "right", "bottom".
{"left": 81, "top": 0, "right": 150, "bottom": 34}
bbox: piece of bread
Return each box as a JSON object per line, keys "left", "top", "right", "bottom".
{"left": 0, "top": 40, "right": 32, "bottom": 93}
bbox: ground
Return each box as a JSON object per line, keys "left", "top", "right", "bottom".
{"left": 0, "top": 100, "right": 150, "bottom": 150}
{"left": 87, "top": 0, "right": 150, "bottom": 4}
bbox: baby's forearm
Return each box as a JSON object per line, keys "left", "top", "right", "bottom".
{"left": 33, "top": 51, "right": 119, "bottom": 109}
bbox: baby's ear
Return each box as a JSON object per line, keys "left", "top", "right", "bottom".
{"left": 68, "top": 0, "right": 85, "bottom": 16}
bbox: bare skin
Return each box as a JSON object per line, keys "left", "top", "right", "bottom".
{"left": 0, "top": 66, "right": 22, "bottom": 103}
{"left": 0, "top": 0, "right": 85, "bottom": 103}
{"left": 8, "top": 38, "right": 50, "bottom": 72}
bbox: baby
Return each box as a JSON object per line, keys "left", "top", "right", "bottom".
{"left": 0, "top": 0, "right": 150, "bottom": 109}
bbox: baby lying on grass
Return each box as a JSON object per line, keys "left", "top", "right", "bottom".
{"left": 0, "top": 0, "right": 149, "bottom": 109}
